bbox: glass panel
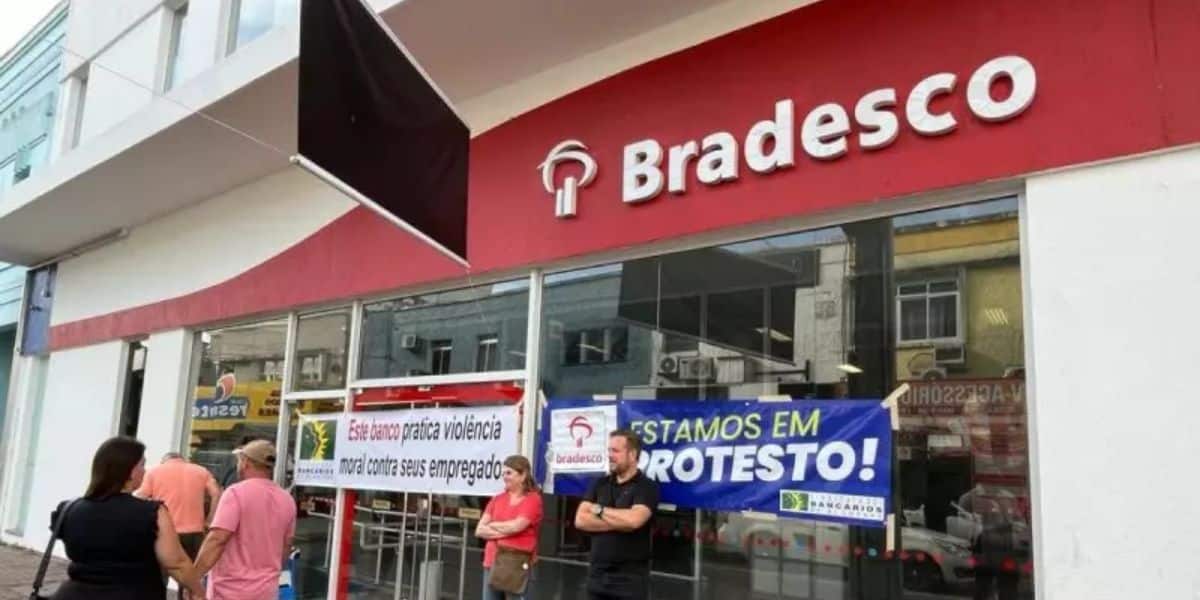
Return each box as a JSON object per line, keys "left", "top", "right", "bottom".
{"left": 705, "top": 288, "right": 766, "bottom": 358}
{"left": 0, "top": 160, "right": 14, "bottom": 196}
{"left": 538, "top": 223, "right": 888, "bottom": 599}
{"left": 475, "top": 335, "right": 499, "bottom": 372}
{"left": 23, "top": 137, "right": 49, "bottom": 178}
{"left": 187, "top": 319, "right": 287, "bottom": 480}
{"left": 532, "top": 197, "right": 1034, "bottom": 600}
{"left": 232, "top": 0, "right": 298, "bottom": 51}
{"left": 358, "top": 279, "right": 529, "bottom": 379}
{"left": 166, "top": 3, "right": 208, "bottom": 90}
{"left": 893, "top": 197, "right": 1033, "bottom": 599}
{"left": 284, "top": 397, "right": 345, "bottom": 599}
{"left": 293, "top": 309, "right": 351, "bottom": 392}
{"left": 899, "top": 298, "right": 927, "bottom": 341}
{"left": 341, "top": 399, "right": 505, "bottom": 600}
{"left": 928, "top": 294, "right": 958, "bottom": 339}
{"left": 430, "top": 340, "right": 452, "bottom": 375}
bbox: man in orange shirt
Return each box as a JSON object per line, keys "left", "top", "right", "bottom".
{"left": 137, "top": 451, "right": 223, "bottom": 560}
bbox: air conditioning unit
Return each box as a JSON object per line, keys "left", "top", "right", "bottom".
{"left": 679, "top": 356, "right": 716, "bottom": 382}
{"left": 399, "top": 334, "right": 423, "bottom": 352}
{"left": 919, "top": 366, "right": 948, "bottom": 380}
{"left": 658, "top": 355, "right": 680, "bottom": 377}
{"left": 934, "top": 345, "right": 965, "bottom": 365}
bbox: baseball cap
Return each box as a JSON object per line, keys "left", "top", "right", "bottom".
{"left": 233, "top": 439, "right": 277, "bottom": 467}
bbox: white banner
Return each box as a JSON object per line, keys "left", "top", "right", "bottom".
{"left": 293, "top": 405, "right": 519, "bottom": 496}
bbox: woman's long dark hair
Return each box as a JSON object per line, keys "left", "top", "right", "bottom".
{"left": 85, "top": 437, "right": 145, "bottom": 500}
{"left": 503, "top": 455, "right": 538, "bottom": 494}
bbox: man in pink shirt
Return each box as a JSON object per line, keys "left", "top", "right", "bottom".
{"left": 194, "top": 440, "right": 296, "bottom": 600}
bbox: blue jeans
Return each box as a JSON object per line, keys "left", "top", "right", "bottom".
{"left": 482, "top": 567, "right": 529, "bottom": 600}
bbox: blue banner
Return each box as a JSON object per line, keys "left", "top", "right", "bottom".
{"left": 538, "top": 399, "right": 892, "bottom": 528}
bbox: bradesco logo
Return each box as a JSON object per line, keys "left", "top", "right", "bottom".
{"left": 540, "top": 55, "right": 1035, "bottom": 218}
{"left": 551, "top": 412, "right": 607, "bottom": 470}
{"left": 568, "top": 415, "right": 594, "bottom": 448}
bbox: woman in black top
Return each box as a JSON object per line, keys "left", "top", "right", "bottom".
{"left": 51, "top": 437, "right": 205, "bottom": 600}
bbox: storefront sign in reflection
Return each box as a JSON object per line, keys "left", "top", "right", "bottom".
{"left": 899, "top": 379, "right": 1025, "bottom": 416}
{"left": 540, "top": 399, "right": 893, "bottom": 528}
{"left": 192, "top": 397, "right": 248, "bottom": 420}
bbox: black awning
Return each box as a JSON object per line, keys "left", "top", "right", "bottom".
{"left": 298, "top": 0, "right": 469, "bottom": 262}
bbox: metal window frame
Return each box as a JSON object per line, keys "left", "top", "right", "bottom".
{"left": 894, "top": 271, "right": 967, "bottom": 347}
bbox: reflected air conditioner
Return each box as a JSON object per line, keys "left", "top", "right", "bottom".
{"left": 399, "top": 334, "right": 423, "bottom": 352}
{"left": 934, "top": 345, "right": 965, "bottom": 365}
{"left": 920, "top": 367, "right": 948, "bottom": 380}
{"left": 679, "top": 356, "right": 716, "bottom": 382}
{"left": 658, "top": 355, "right": 680, "bottom": 377}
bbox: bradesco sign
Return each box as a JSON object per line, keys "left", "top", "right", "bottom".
{"left": 540, "top": 56, "right": 1035, "bottom": 217}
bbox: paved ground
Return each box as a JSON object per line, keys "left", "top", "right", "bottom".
{"left": 0, "top": 543, "right": 67, "bottom": 600}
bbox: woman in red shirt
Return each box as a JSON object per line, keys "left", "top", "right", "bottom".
{"left": 476, "top": 455, "right": 543, "bottom": 600}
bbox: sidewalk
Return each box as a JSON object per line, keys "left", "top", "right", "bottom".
{"left": 0, "top": 543, "right": 66, "bottom": 600}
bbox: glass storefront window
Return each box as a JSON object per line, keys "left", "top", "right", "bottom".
{"left": 358, "top": 279, "right": 529, "bottom": 379}
{"left": 293, "top": 308, "right": 351, "bottom": 392}
{"left": 187, "top": 318, "right": 287, "bottom": 479}
{"left": 534, "top": 197, "right": 1033, "bottom": 600}
{"left": 893, "top": 197, "right": 1032, "bottom": 599}
{"left": 538, "top": 224, "right": 888, "bottom": 599}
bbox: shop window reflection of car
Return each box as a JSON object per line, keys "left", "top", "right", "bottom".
{"left": 714, "top": 513, "right": 974, "bottom": 593}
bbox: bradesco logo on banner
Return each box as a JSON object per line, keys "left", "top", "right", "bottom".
{"left": 542, "top": 399, "right": 892, "bottom": 528}
{"left": 547, "top": 405, "right": 616, "bottom": 472}
{"left": 294, "top": 405, "right": 519, "bottom": 496}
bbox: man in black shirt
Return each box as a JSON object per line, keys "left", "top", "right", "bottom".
{"left": 575, "top": 429, "right": 660, "bottom": 600}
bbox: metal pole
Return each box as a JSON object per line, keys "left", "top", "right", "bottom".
{"left": 325, "top": 517, "right": 333, "bottom": 568}
{"left": 376, "top": 511, "right": 386, "bottom": 584}
{"left": 458, "top": 521, "right": 468, "bottom": 600}
{"left": 274, "top": 313, "right": 299, "bottom": 484}
{"left": 394, "top": 492, "right": 409, "bottom": 600}
{"left": 693, "top": 511, "right": 703, "bottom": 600}
{"left": 423, "top": 491, "right": 434, "bottom": 599}
{"left": 437, "top": 497, "right": 446, "bottom": 562}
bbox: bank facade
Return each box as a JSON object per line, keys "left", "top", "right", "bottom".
{"left": 0, "top": 1, "right": 1197, "bottom": 599}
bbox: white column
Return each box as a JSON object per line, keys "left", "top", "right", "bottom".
{"left": 139, "top": 329, "right": 195, "bottom": 463}
{"left": 1023, "top": 147, "right": 1200, "bottom": 600}
{"left": 0, "top": 355, "right": 47, "bottom": 540}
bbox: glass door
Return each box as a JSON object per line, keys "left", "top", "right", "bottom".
{"left": 281, "top": 396, "right": 346, "bottom": 599}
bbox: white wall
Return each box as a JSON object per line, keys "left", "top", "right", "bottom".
{"left": 63, "top": 0, "right": 164, "bottom": 73}
{"left": 458, "top": 0, "right": 817, "bottom": 134}
{"left": 78, "top": 8, "right": 169, "bottom": 144}
{"left": 52, "top": 168, "right": 354, "bottom": 324}
{"left": 1024, "top": 146, "right": 1200, "bottom": 600}
{"left": 139, "top": 329, "right": 194, "bottom": 463}
{"left": 19, "top": 341, "right": 124, "bottom": 550}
